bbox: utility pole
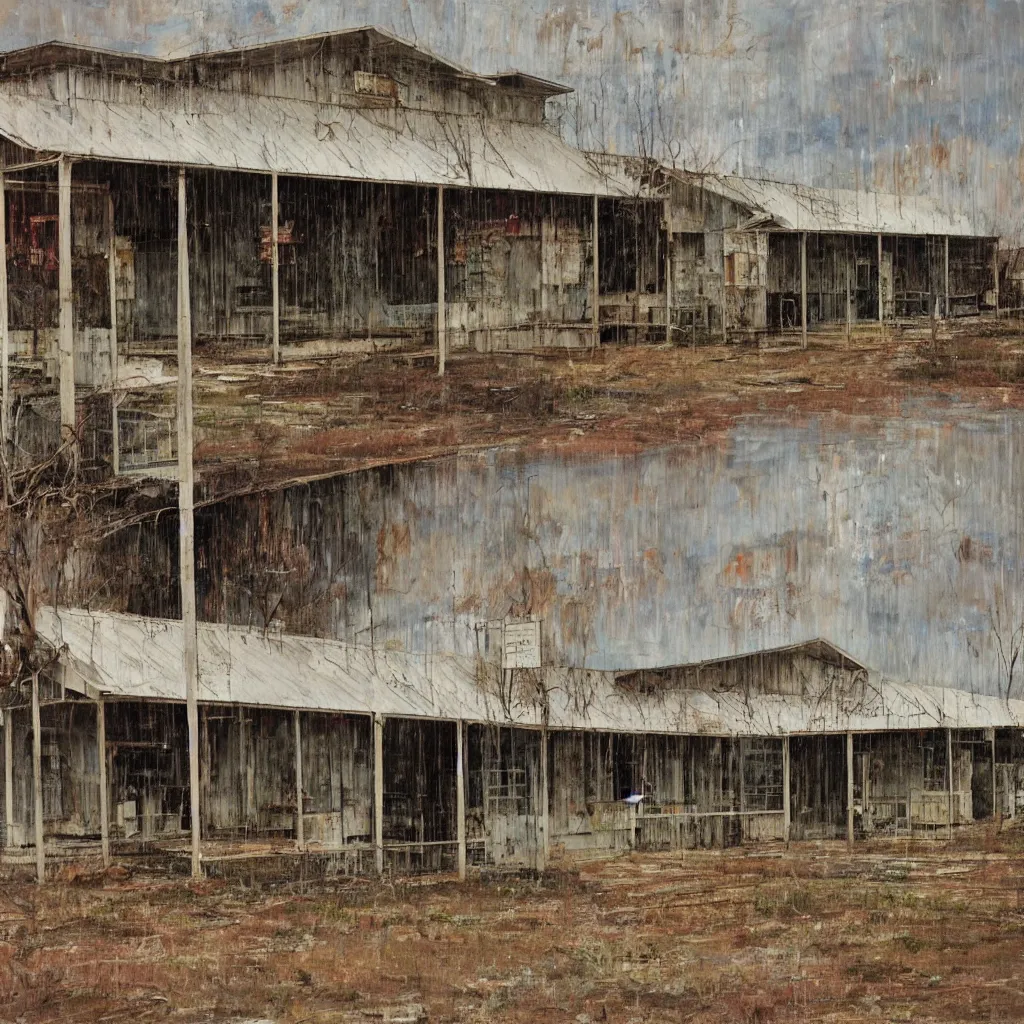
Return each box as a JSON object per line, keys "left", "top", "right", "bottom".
{"left": 177, "top": 168, "right": 201, "bottom": 880}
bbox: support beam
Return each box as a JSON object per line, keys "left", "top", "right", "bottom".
{"left": 31, "top": 672, "right": 43, "bottom": 883}
{"left": 993, "top": 240, "right": 1000, "bottom": 318}
{"left": 800, "top": 231, "right": 808, "bottom": 348}
{"left": 992, "top": 728, "right": 998, "bottom": 824}
{"left": 861, "top": 745, "right": 871, "bottom": 834}
{"left": 846, "top": 731, "right": 854, "bottom": 848}
{"left": 270, "top": 171, "right": 280, "bottom": 365}
{"left": 738, "top": 737, "right": 747, "bottom": 817}
{"left": 436, "top": 186, "right": 446, "bottom": 376}
{"left": 177, "top": 167, "right": 201, "bottom": 880}
{"left": 58, "top": 156, "right": 75, "bottom": 446}
{"left": 0, "top": 170, "right": 9, "bottom": 448}
{"left": 947, "top": 727, "right": 954, "bottom": 841}
{"left": 664, "top": 200, "right": 672, "bottom": 344}
{"left": 591, "top": 194, "right": 599, "bottom": 348}
{"left": 539, "top": 726, "right": 549, "bottom": 870}
{"left": 845, "top": 237, "right": 852, "bottom": 344}
{"left": 108, "top": 195, "right": 119, "bottom": 477}
{"left": 782, "top": 735, "right": 791, "bottom": 845}
{"left": 294, "top": 710, "right": 304, "bottom": 851}
{"left": 97, "top": 700, "right": 109, "bottom": 867}
{"left": 721, "top": 228, "right": 729, "bottom": 344}
{"left": 238, "top": 707, "right": 250, "bottom": 828}
{"left": 455, "top": 719, "right": 466, "bottom": 881}
{"left": 877, "top": 234, "right": 883, "bottom": 323}
{"left": 3, "top": 709, "right": 12, "bottom": 848}
{"left": 373, "top": 713, "right": 384, "bottom": 876}
{"left": 943, "top": 235, "right": 950, "bottom": 319}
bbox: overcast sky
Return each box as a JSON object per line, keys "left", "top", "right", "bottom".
{"left": 3, "top": 0, "right": 1021, "bottom": 238}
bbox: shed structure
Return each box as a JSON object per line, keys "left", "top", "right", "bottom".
{"left": 0, "top": 26, "right": 667, "bottom": 471}
{"left": 3, "top": 606, "right": 1023, "bottom": 878}
{"left": 662, "top": 170, "right": 997, "bottom": 341}
{"left": 0, "top": 28, "right": 1000, "bottom": 473}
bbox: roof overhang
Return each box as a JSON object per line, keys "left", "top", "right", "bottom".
{"left": 0, "top": 27, "right": 558, "bottom": 97}
{"left": 0, "top": 92, "right": 633, "bottom": 196}
{"left": 665, "top": 167, "right": 989, "bottom": 239}
{"left": 614, "top": 637, "right": 869, "bottom": 680}
{"left": 490, "top": 70, "right": 572, "bottom": 97}
{"left": 36, "top": 607, "right": 1024, "bottom": 736}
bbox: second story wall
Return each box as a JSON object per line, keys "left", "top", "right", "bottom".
{"left": 0, "top": 36, "right": 549, "bottom": 126}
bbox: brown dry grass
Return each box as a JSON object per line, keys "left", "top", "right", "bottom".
{"left": 187, "top": 319, "right": 1024, "bottom": 498}
{"left": 4, "top": 827, "right": 1024, "bottom": 1022}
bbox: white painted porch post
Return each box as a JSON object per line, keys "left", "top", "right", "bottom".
{"left": 294, "top": 710, "right": 304, "bottom": 851}
{"left": 0, "top": 170, "right": 8, "bottom": 447}
{"left": 800, "top": 232, "right": 808, "bottom": 349}
{"left": 592, "top": 194, "right": 600, "bottom": 347}
{"left": 993, "top": 240, "right": 1000, "bottom": 318}
{"left": 58, "top": 156, "right": 75, "bottom": 451}
{"left": 992, "top": 728, "right": 998, "bottom": 823}
{"left": 3, "top": 710, "right": 13, "bottom": 848}
{"left": 32, "top": 672, "right": 43, "bottom": 883}
{"left": 108, "top": 195, "right": 119, "bottom": 476}
{"left": 947, "top": 727, "right": 954, "bottom": 840}
{"left": 437, "top": 186, "right": 446, "bottom": 376}
{"left": 177, "top": 167, "right": 202, "bottom": 880}
{"left": 845, "top": 237, "right": 852, "bottom": 344}
{"left": 456, "top": 719, "right": 466, "bottom": 881}
{"left": 782, "top": 735, "right": 791, "bottom": 845}
{"left": 539, "top": 726, "right": 549, "bottom": 870}
{"left": 97, "top": 700, "right": 109, "bottom": 867}
{"left": 943, "top": 235, "right": 950, "bottom": 318}
{"left": 721, "top": 227, "right": 729, "bottom": 343}
{"left": 271, "top": 171, "right": 280, "bottom": 365}
{"left": 373, "top": 713, "right": 384, "bottom": 875}
{"left": 664, "top": 199, "right": 672, "bottom": 343}
{"left": 877, "top": 234, "right": 883, "bottom": 322}
{"left": 846, "top": 731, "right": 854, "bottom": 848}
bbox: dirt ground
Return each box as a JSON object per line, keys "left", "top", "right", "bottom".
{"left": 183, "top": 318, "right": 1024, "bottom": 499}
{"left": 3, "top": 826, "right": 1024, "bottom": 1023}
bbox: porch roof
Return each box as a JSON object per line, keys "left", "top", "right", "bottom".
{"left": 39, "top": 607, "right": 1024, "bottom": 736}
{"left": 668, "top": 169, "right": 988, "bottom": 238}
{"left": 0, "top": 89, "right": 632, "bottom": 196}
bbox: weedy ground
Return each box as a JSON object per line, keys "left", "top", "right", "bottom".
{"left": 3, "top": 822, "right": 1024, "bottom": 1023}
{"left": 187, "top": 319, "right": 1024, "bottom": 497}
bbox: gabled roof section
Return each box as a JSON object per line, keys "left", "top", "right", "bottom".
{"left": 667, "top": 168, "right": 987, "bottom": 238}
{"left": 614, "top": 637, "right": 870, "bottom": 683}
{"left": 491, "top": 70, "right": 572, "bottom": 96}
{"left": 39, "top": 608, "right": 1024, "bottom": 735}
{"left": 0, "top": 27, "right": 566, "bottom": 97}
{"left": 175, "top": 26, "right": 484, "bottom": 82}
{"left": 582, "top": 151, "right": 668, "bottom": 199}
{"left": 0, "top": 41, "right": 163, "bottom": 77}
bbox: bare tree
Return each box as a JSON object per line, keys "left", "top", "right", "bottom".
{"left": 0, "top": 419, "right": 96, "bottom": 701}
{"left": 990, "top": 600, "right": 1024, "bottom": 710}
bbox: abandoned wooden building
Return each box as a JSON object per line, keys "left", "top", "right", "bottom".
{"left": 3, "top": 608, "right": 1024, "bottom": 878}
{"left": 0, "top": 25, "right": 999, "bottom": 472}
{"left": 0, "top": 28, "right": 1016, "bottom": 881}
{"left": 0, "top": 25, "right": 671, "bottom": 469}
{"left": 662, "top": 170, "right": 999, "bottom": 339}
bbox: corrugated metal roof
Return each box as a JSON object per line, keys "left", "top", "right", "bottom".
{"left": 614, "top": 637, "right": 869, "bottom": 676}
{"left": 39, "top": 608, "right": 1024, "bottom": 735}
{"left": 40, "top": 607, "right": 502, "bottom": 722}
{"left": 670, "top": 169, "right": 986, "bottom": 238}
{"left": 0, "top": 90, "right": 629, "bottom": 196}
{"left": 546, "top": 667, "right": 1023, "bottom": 735}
